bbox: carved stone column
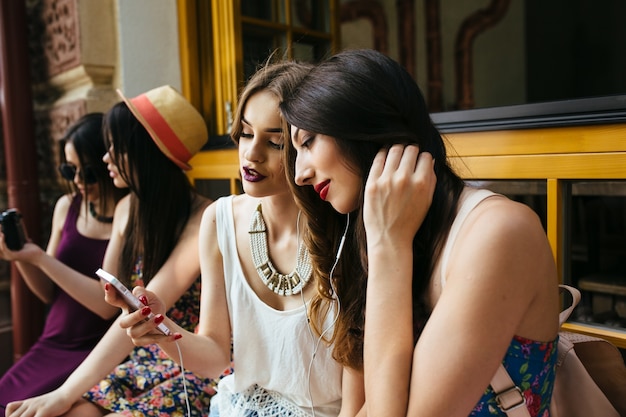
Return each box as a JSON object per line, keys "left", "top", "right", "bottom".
{"left": 34, "top": 0, "right": 118, "bottom": 140}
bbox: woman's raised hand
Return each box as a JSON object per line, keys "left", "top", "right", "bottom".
{"left": 364, "top": 144, "right": 436, "bottom": 250}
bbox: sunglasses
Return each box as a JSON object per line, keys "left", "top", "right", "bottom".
{"left": 58, "top": 163, "right": 98, "bottom": 184}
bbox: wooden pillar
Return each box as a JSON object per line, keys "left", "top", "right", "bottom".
{"left": 0, "top": 0, "right": 45, "bottom": 361}
{"left": 454, "top": 0, "right": 511, "bottom": 110}
{"left": 424, "top": 0, "right": 443, "bottom": 111}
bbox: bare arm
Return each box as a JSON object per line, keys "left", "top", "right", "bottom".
{"left": 405, "top": 200, "right": 558, "bottom": 417}
{"left": 118, "top": 201, "right": 232, "bottom": 379}
{"left": 6, "top": 196, "right": 214, "bottom": 417}
{"left": 0, "top": 195, "right": 118, "bottom": 318}
{"left": 0, "top": 195, "right": 71, "bottom": 303}
{"left": 18, "top": 248, "right": 117, "bottom": 318}
{"left": 338, "top": 366, "right": 365, "bottom": 417}
{"left": 363, "top": 145, "right": 436, "bottom": 416}
{"left": 363, "top": 146, "right": 558, "bottom": 416}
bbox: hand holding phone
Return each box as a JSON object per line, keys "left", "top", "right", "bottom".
{"left": 96, "top": 268, "right": 172, "bottom": 336}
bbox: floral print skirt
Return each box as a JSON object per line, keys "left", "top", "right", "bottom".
{"left": 84, "top": 344, "right": 221, "bottom": 416}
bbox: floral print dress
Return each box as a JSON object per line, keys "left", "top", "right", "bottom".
{"left": 470, "top": 335, "right": 558, "bottom": 417}
{"left": 84, "top": 259, "right": 232, "bottom": 416}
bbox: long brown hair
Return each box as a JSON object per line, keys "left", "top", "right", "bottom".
{"left": 281, "top": 49, "right": 466, "bottom": 370}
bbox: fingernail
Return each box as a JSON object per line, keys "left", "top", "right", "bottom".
{"left": 141, "top": 306, "right": 151, "bottom": 316}
{"left": 104, "top": 283, "right": 110, "bottom": 291}
{"left": 173, "top": 333, "right": 182, "bottom": 340}
{"left": 139, "top": 295, "right": 148, "bottom": 305}
{"left": 154, "top": 314, "right": 164, "bottom": 324}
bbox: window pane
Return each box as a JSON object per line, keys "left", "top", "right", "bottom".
{"left": 242, "top": 31, "right": 287, "bottom": 81}
{"left": 291, "top": 0, "right": 330, "bottom": 32}
{"left": 195, "top": 179, "right": 242, "bottom": 201}
{"left": 242, "top": 0, "right": 286, "bottom": 23}
{"left": 292, "top": 37, "right": 332, "bottom": 62}
{"left": 568, "top": 181, "right": 626, "bottom": 330}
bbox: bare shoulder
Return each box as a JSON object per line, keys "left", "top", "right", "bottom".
{"left": 199, "top": 194, "right": 255, "bottom": 236}
{"left": 52, "top": 193, "right": 73, "bottom": 216}
{"left": 50, "top": 193, "right": 74, "bottom": 233}
{"left": 115, "top": 194, "right": 131, "bottom": 213}
{"left": 452, "top": 193, "right": 555, "bottom": 284}
{"left": 200, "top": 197, "right": 220, "bottom": 232}
{"left": 471, "top": 194, "right": 543, "bottom": 235}
{"left": 113, "top": 195, "right": 131, "bottom": 235}
{"left": 448, "top": 192, "right": 554, "bottom": 279}
{"left": 198, "top": 197, "right": 229, "bottom": 261}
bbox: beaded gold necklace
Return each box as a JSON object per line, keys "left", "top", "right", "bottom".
{"left": 248, "top": 203, "right": 312, "bottom": 296}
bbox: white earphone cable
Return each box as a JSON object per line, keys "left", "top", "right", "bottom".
{"left": 303, "top": 214, "right": 349, "bottom": 417}
{"left": 174, "top": 339, "right": 192, "bottom": 417}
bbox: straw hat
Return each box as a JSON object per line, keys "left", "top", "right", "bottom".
{"left": 117, "top": 85, "right": 208, "bottom": 170}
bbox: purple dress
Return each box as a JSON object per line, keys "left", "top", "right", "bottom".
{"left": 0, "top": 194, "right": 112, "bottom": 408}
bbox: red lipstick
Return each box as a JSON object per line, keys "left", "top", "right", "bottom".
{"left": 314, "top": 180, "right": 330, "bottom": 201}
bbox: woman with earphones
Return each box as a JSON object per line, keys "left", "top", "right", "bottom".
{"left": 282, "top": 49, "right": 560, "bottom": 417}
{"left": 0, "top": 113, "right": 127, "bottom": 409}
{"left": 6, "top": 86, "right": 219, "bottom": 417}
{"left": 115, "top": 61, "right": 364, "bottom": 416}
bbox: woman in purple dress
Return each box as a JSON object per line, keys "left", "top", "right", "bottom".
{"left": 0, "top": 113, "right": 127, "bottom": 410}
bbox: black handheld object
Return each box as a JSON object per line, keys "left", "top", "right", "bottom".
{"left": 96, "top": 268, "right": 172, "bottom": 336}
{"left": 0, "top": 209, "right": 26, "bottom": 251}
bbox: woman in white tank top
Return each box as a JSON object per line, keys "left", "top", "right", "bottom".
{"left": 114, "top": 61, "right": 365, "bottom": 417}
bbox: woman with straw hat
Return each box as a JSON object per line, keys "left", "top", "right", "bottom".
{"left": 6, "top": 85, "right": 225, "bottom": 417}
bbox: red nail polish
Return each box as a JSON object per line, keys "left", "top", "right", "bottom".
{"left": 141, "top": 306, "right": 151, "bottom": 316}
{"left": 173, "top": 333, "right": 182, "bottom": 340}
{"left": 104, "top": 283, "right": 110, "bottom": 291}
{"left": 154, "top": 314, "right": 164, "bottom": 324}
{"left": 139, "top": 295, "right": 148, "bottom": 305}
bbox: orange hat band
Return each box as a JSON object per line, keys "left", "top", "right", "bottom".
{"left": 131, "top": 94, "right": 193, "bottom": 164}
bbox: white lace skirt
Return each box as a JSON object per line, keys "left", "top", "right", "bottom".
{"left": 210, "top": 384, "right": 311, "bottom": 417}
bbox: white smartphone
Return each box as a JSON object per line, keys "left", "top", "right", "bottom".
{"left": 96, "top": 268, "right": 172, "bottom": 336}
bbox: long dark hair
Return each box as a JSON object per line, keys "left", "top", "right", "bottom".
{"left": 281, "top": 49, "right": 465, "bottom": 370}
{"left": 60, "top": 113, "right": 127, "bottom": 217}
{"left": 103, "top": 102, "right": 196, "bottom": 286}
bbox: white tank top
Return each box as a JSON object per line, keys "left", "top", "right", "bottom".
{"left": 214, "top": 196, "right": 342, "bottom": 416}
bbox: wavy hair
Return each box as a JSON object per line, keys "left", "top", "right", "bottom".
{"left": 231, "top": 59, "right": 351, "bottom": 336}
{"left": 281, "top": 49, "right": 465, "bottom": 370}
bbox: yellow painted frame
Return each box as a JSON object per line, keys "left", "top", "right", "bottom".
{"left": 187, "top": 123, "right": 626, "bottom": 346}
{"left": 447, "top": 124, "right": 626, "bottom": 347}
{"left": 187, "top": 149, "right": 241, "bottom": 196}
{"left": 179, "top": 0, "right": 339, "bottom": 136}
